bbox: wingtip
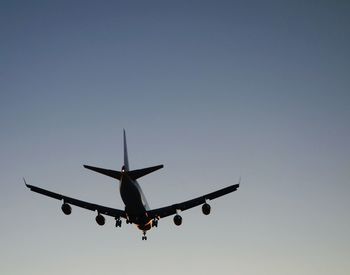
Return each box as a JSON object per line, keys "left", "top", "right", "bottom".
{"left": 23, "top": 177, "right": 28, "bottom": 187}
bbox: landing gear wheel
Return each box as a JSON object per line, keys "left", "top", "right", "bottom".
{"left": 115, "top": 218, "right": 122, "bottom": 227}
{"left": 142, "top": 231, "right": 147, "bottom": 241}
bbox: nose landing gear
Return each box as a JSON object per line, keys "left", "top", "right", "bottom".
{"left": 141, "top": 231, "right": 147, "bottom": 241}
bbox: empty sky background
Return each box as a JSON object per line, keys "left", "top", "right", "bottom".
{"left": 1, "top": 1, "right": 349, "bottom": 274}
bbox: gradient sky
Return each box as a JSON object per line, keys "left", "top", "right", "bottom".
{"left": 1, "top": 1, "right": 349, "bottom": 274}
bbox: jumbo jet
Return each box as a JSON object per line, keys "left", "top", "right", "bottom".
{"left": 25, "top": 130, "right": 240, "bottom": 240}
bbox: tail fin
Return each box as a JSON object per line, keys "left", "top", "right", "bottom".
{"left": 84, "top": 130, "right": 163, "bottom": 181}
{"left": 123, "top": 129, "right": 129, "bottom": 171}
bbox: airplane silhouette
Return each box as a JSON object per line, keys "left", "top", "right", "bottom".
{"left": 25, "top": 130, "right": 240, "bottom": 240}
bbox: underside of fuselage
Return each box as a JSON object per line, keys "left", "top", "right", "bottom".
{"left": 120, "top": 173, "right": 153, "bottom": 231}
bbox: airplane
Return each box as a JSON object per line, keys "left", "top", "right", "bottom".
{"left": 24, "top": 130, "right": 240, "bottom": 240}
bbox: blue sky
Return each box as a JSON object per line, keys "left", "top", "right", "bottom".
{"left": 1, "top": 1, "right": 349, "bottom": 274}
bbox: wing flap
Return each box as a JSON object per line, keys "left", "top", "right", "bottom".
{"left": 25, "top": 182, "right": 126, "bottom": 218}
{"left": 147, "top": 183, "right": 239, "bottom": 219}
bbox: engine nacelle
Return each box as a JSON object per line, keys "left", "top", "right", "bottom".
{"left": 173, "top": 214, "right": 182, "bottom": 226}
{"left": 95, "top": 214, "right": 105, "bottom": 226}
{"left": 61, "top": 203, "right": 72, "bottom": 215}
{"left": 202, "top": 203, "right": 211, "bottom": 215}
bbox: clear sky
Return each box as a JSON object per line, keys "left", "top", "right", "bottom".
{"left": 1, "top": 1, "right": 349, "bottom": 274}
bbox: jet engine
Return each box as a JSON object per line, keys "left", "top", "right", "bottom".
{"left": 202, "top": 203, "right": 211, "bottom": 215}
{"left": 61, "top": 203, "right": 72, "bottom": 215}
{"left": 95, "top": 214, "right": 105, "bottom": 226}
{"left": 173, "top": 214, "right": 182, "bottom": 226}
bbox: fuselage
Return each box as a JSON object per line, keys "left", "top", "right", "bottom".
{"left": 119, "top": 171, "right": 153, "bottom": 231}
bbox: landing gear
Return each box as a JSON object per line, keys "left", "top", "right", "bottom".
{"left": 152, "top": 218, "right": 158, "bottom": 228}
{"left": 115, "top": 218, "right": 122, "bottom": 228}
{"left": 142, "top": 231, "right": 147, "bottom": 241}
{"left": 126, "top": 219, "right": 132, "bottom": 224}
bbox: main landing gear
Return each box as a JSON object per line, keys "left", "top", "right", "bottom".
{"left": 115, "top": 218, "right": 122, "bottom": 228}
{"left": 152, "top": 218, "right": 158, "bottom": 228}
{"left": 142, "top": 231, "right": 147, "bottom": 241}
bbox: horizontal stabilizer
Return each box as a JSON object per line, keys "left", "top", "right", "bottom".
{"left": 83, "top": 165, "right": 121, "bottom": 180}
{"left": 129, "top": 165, "right": 164, "bottom": 180}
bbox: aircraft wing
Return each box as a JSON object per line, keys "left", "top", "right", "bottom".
{"left": 147, "top": 183, "right": 239, "bottom": 219}
{"left": 24, "top": 180, "right": 126, "bottom": 219}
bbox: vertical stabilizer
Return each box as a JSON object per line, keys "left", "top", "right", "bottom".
{"left": 123, "top": 129, "right": 130, "bottom": 171}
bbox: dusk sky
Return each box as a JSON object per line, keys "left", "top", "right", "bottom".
{"left": 1, "top": 1, "right": 349, "bottom": 274}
